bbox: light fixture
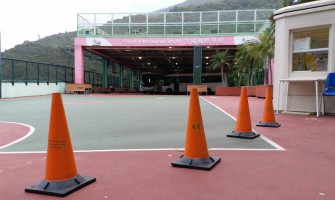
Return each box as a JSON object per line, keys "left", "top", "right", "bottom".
{"left": 139, "top": 57, "right": 142, "bottom": 60}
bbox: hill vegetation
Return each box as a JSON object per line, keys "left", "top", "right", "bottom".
{"left": 3, "top": 32, "right": 103, "bottom": 72}
{"left": 2, "top": 0, "right": 283, "bottom": 72}
{"left": 170, "top": 0, "right": 281, "bottom": 11}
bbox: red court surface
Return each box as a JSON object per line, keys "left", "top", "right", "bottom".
{"left": 0, "top": 95, "right": 335, "bottom": 200}
{"left": 0, "top": 122, "right": 32, "bottom": 148}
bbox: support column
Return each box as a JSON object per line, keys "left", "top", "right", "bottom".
{"left": 130, "top": 69, "right": 134, "bottom": 90}
{"left": 102, "top": 58, "right": 108, "bottom": 88}
{"left": 119, "top": 64, "right": 123, "bottom": 88}
{"left": 74, "top": 45, "right": 84, "bottom": 84}
{"left": 193, "top": 46, "right": 202, "bottom": 84}
{"left": 138, "top": 71, "right": 142, "bottom": 91}
{"left": 139, "top": 72, "right": 142, "bottom": 82}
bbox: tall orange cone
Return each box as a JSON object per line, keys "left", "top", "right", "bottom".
{"left": 257, "top": 85, "right": 281, "bottom": 127}
{"left": 227, "top": 87, "right": 260, "bottom": 139}
{"left": 25, "top": 93, "right": 96, "bottom": 197}
{"left": 171, "top": 88, "right": 220, "bottom": 170}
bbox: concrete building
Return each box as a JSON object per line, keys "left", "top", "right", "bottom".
{"left": 273, "top": 0, "right": 335, "bottom": 115}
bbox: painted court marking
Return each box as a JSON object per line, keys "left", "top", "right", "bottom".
{"left": 0, "top": 147, "right": 284, "bottom": 154}
{"left": 0, "top": 121, "right": 35, "bottom": 150}
{"left": 201, "top": 97, "right": 285, "bottom": 151}
{"left": 0, "top": 96, "right": 285, "bottom": 153}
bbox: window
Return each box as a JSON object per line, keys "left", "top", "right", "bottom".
{"left": 202, "top": 75, "right": 221, "bottom": 83}
{"left": 179, "top": 76, "right": 193, "bottom": 83}
{"left": 163, "top": 77, "right": 174, "bottom": 86}
{"left": 292, "top": 27, "right": 329, "bottom": 72}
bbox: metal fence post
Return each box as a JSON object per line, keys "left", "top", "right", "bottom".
{"left": 47, "top": 65, "right": 50, "bottom": 85}
{"left": 65, "top": 67, "right": 67, "bottom": 83}
{"left": 37, "top": 63, "right": 40, "bottom": 85}
{"left": 11, "top": 60, "right": 14, "bottom": 85}
{"left": 25, "top": 62, "right": 28, "bottom": 85}
{"left": 55, "top": 65, "right": 58, "bottom": 84}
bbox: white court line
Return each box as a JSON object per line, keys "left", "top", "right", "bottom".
{"left": 0, "top": 101, "right": 49, "bottom": 104}
{"left": 0, "top": 121, "right": 35, "bottom": 150}
{"left": 0, "top": 147, "right": 282, "bottom": 154}
{"left": 0, "top": 96, "right": 284, "bottom": 154}
{"left": 201, "top": 97, "right": 285, "bottom": 151}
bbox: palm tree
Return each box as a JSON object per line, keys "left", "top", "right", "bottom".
{"left": 235, "top": 40, "right": 263, "bottom": 86}
{"left": 208, "top": 50, "right": 231, "bottom": 86}
{"left": 233, "top": 0, "right": 318, "bottom": 86}
{"left": 235, "top": 18, "right": 275, "bottom": 86}
{"left": 253, "top": 22, "right": 275, "bottom": 84}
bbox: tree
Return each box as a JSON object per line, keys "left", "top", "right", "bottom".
{"left": 253, "top": 21, "right": 275, "bottom": 84}
{"left": 234, "top": 16, "right": 275, "bottom": 86}
{"left": 208, "top": 50, "right": 231, "bottom": 86}
{"left": 235, "top": 42, "right": 258, "bottom": 86}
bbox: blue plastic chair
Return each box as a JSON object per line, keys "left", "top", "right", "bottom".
{"left": 321, "top": 72, "right": 335, "bottom": 115}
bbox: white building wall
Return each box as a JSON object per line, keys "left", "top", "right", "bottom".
{"left": 1, "top": 82, "right": 66, "bottom": 98}
{"left": 274, "top": 0, "right": 335, "bottom": 114}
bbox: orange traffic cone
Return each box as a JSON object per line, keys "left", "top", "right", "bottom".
{"left": 257, "top": 85, "right": 281, "bottom": 127}
{"left": 25, "top": 93, "right": 96, "bottom": 197}
{"left": 227, "top": 86, "right": 260, "bottom": 139}
{"left": 171, "top": 88, "right": 220, "bottom": 170}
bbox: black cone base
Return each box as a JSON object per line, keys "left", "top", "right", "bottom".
{"left": 227, "top": 130, "right": 260, "bottom": 139}
{"left": 171, "top": 155, "right": 221, "bottom": 170}
{"left": 25, "top": 174, "right": 96, "bottom": 197}
{"left": 256, "top": 121, "right": 281, "bottom": 127}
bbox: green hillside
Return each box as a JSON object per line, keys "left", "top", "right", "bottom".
{"left": 3, "top": 32, "right": 103, "bottom": 72}
{"left": 170, "top": 0, "right": 281, "bottom": 11}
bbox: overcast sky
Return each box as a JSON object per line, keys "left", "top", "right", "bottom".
{"left": 0, "top": 0, "right": 185, "bottom": 51}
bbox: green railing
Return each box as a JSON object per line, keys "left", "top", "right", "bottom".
{"left": 1, "top": 58, "right": 104, "bottom": 87}
{"left": 84, "top": 70, "right": 103, "bottom": 87}
{"left": 0, "top": 58, "right": 138, "bottom": 89}
{"left": 77, "top": 9, "right": 274, "bottom": 37}
{"left": 1, "top": 58, "right": 74, "bottom": 85}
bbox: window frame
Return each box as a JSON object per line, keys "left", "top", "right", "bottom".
{"left": 290, "top": 25, "right": 331, "bottom": 75}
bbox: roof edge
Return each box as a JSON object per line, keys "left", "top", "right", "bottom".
{"left": 274, "top": 0, "right": 335, "bottom": 20}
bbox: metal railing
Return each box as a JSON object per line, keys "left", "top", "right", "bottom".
{"left": 1, "top": 58, "right": 138, "bottom": 89}
{"left": 1, "top": 58, "right": 104, "bottom": 87}
{"left": 77, "top": 9, "right": 274, "bottom": 37}
{"left": 1, "top": 58, "right": 74, "bottom": 85}
{"left": 84, "top": 70, "right": 103, "bottom": 87}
